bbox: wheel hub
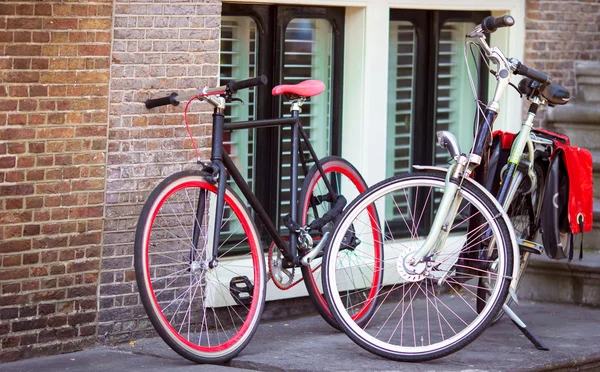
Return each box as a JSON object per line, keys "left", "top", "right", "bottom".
{"left": 397, "top": 247, "right": 431, "bottom": 282}
{"left": 190, "top": 261, "right": 206, "bottom": 274}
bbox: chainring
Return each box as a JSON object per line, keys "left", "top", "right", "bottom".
{"left": 267, "top": 240, "right": 297, "bottom": 290}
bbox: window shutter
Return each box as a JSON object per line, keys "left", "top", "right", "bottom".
{"left": 387, "top": 21, "right": 416, "bottom": 178}
{"left": 220, "top": 16, "right": 258, "bottom": 190}
{"left": 278, "top": 18, "right": 333, "bottom": 226}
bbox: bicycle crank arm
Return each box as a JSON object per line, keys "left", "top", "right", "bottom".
{"left": 301, "top": 232, "right": 329, "bottom": 266}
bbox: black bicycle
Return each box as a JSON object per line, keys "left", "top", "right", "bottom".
{"left": 134, "top": 76, "right": 382, "bottom": 363}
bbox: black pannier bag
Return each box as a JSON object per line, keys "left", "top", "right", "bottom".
{"left": 540, "top": 149, "right": 571, "bottom": 259}
{"left": 535, "top": 129, "right": 593, "bottom": 261}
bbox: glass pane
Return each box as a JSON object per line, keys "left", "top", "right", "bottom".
{"left": 435, "top": 21, "right": 480, "bottom": 166}
{"left": 220, "top": 16, "right": 258, "bottom": 190}
{"left": 279, "top": 18, "right": 334, "bottom": 226}
{"left": 386, "top": 21, "right": 417, "bottom": 221}
{"left": 219, "top": 16, "right": 258, "bottom": 239}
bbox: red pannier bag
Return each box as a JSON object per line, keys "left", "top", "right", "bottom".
{"left": 534, "top": 129, "right": 593, "bottom": 260}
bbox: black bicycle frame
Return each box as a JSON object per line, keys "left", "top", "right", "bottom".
{"left": 202, "top": 106, "right": 338, "bottom": 267}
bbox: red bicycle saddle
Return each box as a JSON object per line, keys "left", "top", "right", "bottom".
{"left": 272, "top": 80, "right": 325, "bottom": 98}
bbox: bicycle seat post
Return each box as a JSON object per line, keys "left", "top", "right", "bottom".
{"left": 288, "top": 98, "right": 303, "bottom": 264}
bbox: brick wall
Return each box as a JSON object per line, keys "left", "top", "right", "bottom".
{"left": 0, "top": 1, "right": 111, "bottom": 362}
{"left": 99, "top": 1, "right": 221, "bottom": 343}
{"left": 525, "top": 0, "right": 600, "bottom": 112}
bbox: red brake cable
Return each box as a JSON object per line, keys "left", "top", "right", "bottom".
{"left": 184, "top": 94, "right": 209, "bottom": 161}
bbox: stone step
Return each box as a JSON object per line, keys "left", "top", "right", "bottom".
{"left": 518, "top": 252, "right": 600, "bottom": 307}
{"left": 546, "top": 116, "right": 600, "bottom": 152}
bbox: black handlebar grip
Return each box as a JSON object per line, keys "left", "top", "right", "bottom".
{"left": 228, "top": 75, "right": 268, "bottom": 93}
{"left": 145, "top": 93, "right": 180, "bottom": 109}
{"left": 481, "top": 15, "right": 515, "bottom": 33}
{"left": 514, "top": 62, "right": 552, "bottom": 84}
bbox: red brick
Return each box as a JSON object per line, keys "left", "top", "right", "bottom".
{"left": 16, "top": 4, "right": 34, "bottom": 15}
{"left": 35, "top": 3, "right": 52, "bottom": 16}
{"left": 3, "top": 71, "right": 40, "bottom": 83}
{"left": 23, "top": 253, "right": 39, "bottom": 264}
{"left": 31, "top": 267, "right": 48, "bottom": 277}
{"left": 13, "top": 31, "right": 32, "bottom": 43}
{"left": 0, "top": 156, "right": 16, "bottom": 168}
{"left": 12, "top": 318, "right": 47, "bottom": 332}
{"left": 0, "top": 268, "right": 29, "bottom": 280}
{"left": 0, "top": 239, "right": 31, "bottom": 254}
{"left": 43, "top": 18, "right": 78, "bottom": 30}
{"left": 26, "top": 169, "right": 44, "bottom": 181}
{"left": 28, "top": 114, "right": 46, "bottom": 125}
{"left": 33, "top": 31, "right": 50, "bottom": 43}
{"left": 0, "top": 100, "right": 18, "bottom": 111}
{"left": 78, "top": 45, "right": 111, "bottom": 56}
{"left": 2, "top": 282, "right": 21, "bottom": 294}
{"left": 26, "top": 196, "right": 43, "bottom": 209}
{"left": 0, "top": 31, "right": 12, "bottom": 42}
{"left": 2, "top": 254, "right": 21, "bottom": 267}
{"left": 0, "top": 184, "right": 34, "bottom": 196}
{"left": 7, "top": 114, "right": 27, "bottom": 125}
{"left": 0, "top": 4, "right": 15, "bottom": 15}
{"left": 6, "top": 198, "right": 23, "bottom": 209}
{"left": 5, "top": 170, "right": 25, "bottom": 182}
{"left": 7, "top": 18, "right": 42, "bottom": 29}
{"left": 22, "top": 280, "right": 39, "bottom": 292}
{"left": 7, "top": 143, "right": 25, "bottom": 154}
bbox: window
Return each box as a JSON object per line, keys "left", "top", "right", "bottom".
{"left": 386, "top": 10, "right": 490, "bottom": 229}
{"left": 220, "top": 4, "right": 344, "bottom": 238}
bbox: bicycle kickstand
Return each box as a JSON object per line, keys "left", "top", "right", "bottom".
{"left": 502, "top": 304, "right": 549, "bottom": 351}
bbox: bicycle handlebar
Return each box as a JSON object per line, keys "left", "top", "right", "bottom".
{"left": 145, "top": 75, "right": 268, "bottom": 109}
{"left": 145, "top": 93, "right": 180, "bottom": 109}
{"left": 229, "top": 75, "right": 268, "bottom": 93}
{"left": 512, "top": 60, "right": 552, "bottom": 84}
{"left": 481, "top": 15, "right": 515, "bottom": 33}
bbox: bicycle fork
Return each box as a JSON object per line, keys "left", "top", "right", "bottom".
{"left": 408, "top": 131, "right": 473, "bottom": 266}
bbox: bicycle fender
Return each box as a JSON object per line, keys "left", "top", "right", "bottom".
{"left": 412, "top": 165, "right": 520, "bottom": 301}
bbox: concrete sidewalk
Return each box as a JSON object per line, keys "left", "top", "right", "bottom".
{"left": 4, "top": 300, "right": 600, "bottom": 372}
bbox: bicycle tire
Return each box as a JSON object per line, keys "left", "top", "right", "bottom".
{"left": 298, "top": 156, "right": 383, "bottom": 330}
{"left": 134, "top": 170, "right": 266, "bottom": 363}
{"left": 323, "top": 172, "right": 513, "bottom": 362}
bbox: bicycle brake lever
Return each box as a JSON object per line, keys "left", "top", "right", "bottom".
{"left": 508, "top": 81, "right": 523, "bottom": 98}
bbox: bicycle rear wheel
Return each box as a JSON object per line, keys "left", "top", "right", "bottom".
{"left": 298, "top": 156, "right": 383, "bottom": 329}
{"left": 478, "top": 162, "right": 544, "bottom": 323}
{"left": 134, "top": 170, "right": 266, "bottom": 363}
{"left": 323, "top": 172, "right": 513, "bottom": 361}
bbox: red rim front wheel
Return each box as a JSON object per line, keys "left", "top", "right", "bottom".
{"left": 134, "top": 170, "right": 266, "bottom": 363}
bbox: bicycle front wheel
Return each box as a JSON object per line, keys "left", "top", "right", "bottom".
{"left": 134, "top": 170, "right": 266, "bottom": 364}
{"left": 299, "top": 156, "right": 383, "bottom": 329}
{"left": 323, "top": 172, "right": 513, "bottom": 361}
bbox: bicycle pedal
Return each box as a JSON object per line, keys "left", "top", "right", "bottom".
{"left": 230, "top": 276, "right": 254, "bottom": 306}
{"left": 518, "top": 239, "right": 543, "bottom": 255}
